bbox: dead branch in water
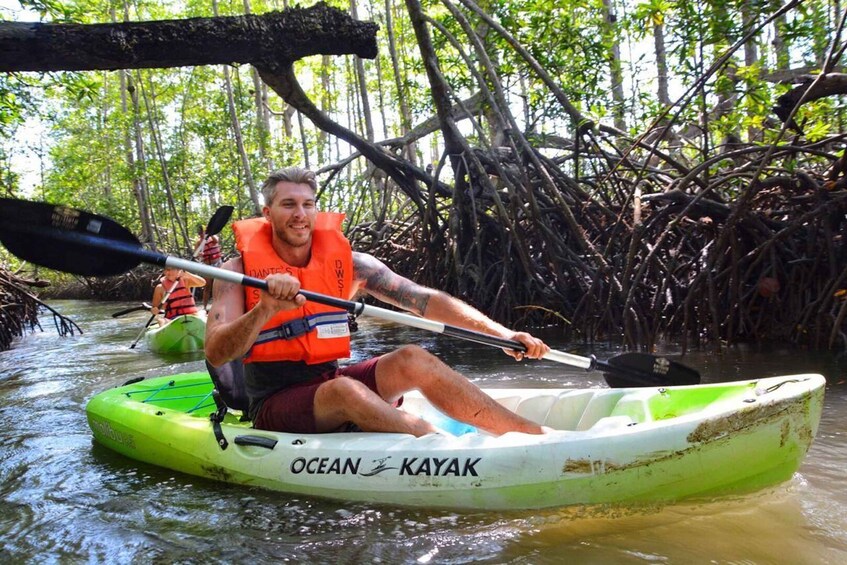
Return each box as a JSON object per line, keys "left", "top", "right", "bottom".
{"left": 0, "top": 266, "right": 83, "bottom": 352}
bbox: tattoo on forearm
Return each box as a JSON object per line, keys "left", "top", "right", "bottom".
{"left": 355, "top": 254, "right": 431, "bottom": 315}
{"left": 384, "top": 280, "right": 430, "bottom": 315}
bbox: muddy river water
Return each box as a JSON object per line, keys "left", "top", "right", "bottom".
{"left": 1, "top": 300, "right": 845, "bottom": 563}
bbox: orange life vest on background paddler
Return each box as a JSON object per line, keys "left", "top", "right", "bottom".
{"left": 201, "top": 235, "right": 222, "bottom": 264}
{"left": 163, "top": 278, "right": 199, "bottom": 319}
{"left": 233, "top": 213, "right": 353, "bottom": 365}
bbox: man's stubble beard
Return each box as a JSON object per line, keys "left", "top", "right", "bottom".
{"left": 274, "top": 227, "right": 312, "bottom": 249}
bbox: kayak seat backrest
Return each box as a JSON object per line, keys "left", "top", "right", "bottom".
{"left": 205, "top": 359, "right": 249, "bottom": 414}
{"left": 514, "top": 395, "right": 557, "bottom": 425}
{"left": 491, "top": 395, "right": 522, "bottom": 413}
{"left": 544, "top": 391, "right": 596, "bottom": 430}
{"left": 608, "top": 390, "right": 657, "bottom": 424}
{"left": 575, "top": 392, "right": 627, "bottom": 431}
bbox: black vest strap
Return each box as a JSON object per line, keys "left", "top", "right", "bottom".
{"left": 253, "top": 311, "right": 350, "bottom": 344}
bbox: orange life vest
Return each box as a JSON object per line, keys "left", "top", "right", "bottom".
{"left": 163, "top": 278, "right": 198, "bottom": 318}
{"left": 201, "top": 236, "right": 222, "bottom": 264}
{"left": 233, "top": 213, "right": 353, "bottom": 365}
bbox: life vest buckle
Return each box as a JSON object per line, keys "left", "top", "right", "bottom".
{"left": 281, "top": 317, "right": 310, "bottom": 339}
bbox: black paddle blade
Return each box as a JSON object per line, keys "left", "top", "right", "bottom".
{"left": 111, "top": 303, "right": 152, "bottom": 318}
{"left": 599, "top": 352, "right": 701, "bottom": 388}
{"left": 0, "top": 198, "right": 145, "bottom": 276}
{"left": 205, "top": 205, "right": 234, "bottom": 237}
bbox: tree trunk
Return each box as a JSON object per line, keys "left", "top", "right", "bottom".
{"left": 113, "top": 3, "right": 153, "bottom": 247}
{"left": 385, "top": 0, "right": 416, "bottom": 165}
{"left": 742, "top": 0, "right": 759, "bottom": 141}
{"left": 138, "top": 70, "right": 189, "bottom": 250}
{"left": 242, "top": 0, "right": 272, "bottom": 173}
{"left": 213, "top": 0, "right": 261, "bottom": 216}
{"left": 654, "top": 21, "right": 670, "bottom": 106}
{"left": 601, "top": 0, "right": 626, "bottom": 131}
{"left": 0, "top": 3, "right": 378, "bottom": 72}
{"left": 350, "top": 0, "right": 375, "bottom": 142}
{"left": 318, "top": 55, "right": 332, "bottom": 163}
{"left": 128, "top": 72, "right": 159, "bottom": 249}
{"left": 772, "top": 13, "right": 789, "bottom": 70}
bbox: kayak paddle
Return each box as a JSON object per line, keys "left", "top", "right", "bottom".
{"left": 0, "top": 198, "right": 700, "bottom": 387}
{"left": 129, "top": 278, "right": 176, "bottom": 349}
{"left": 111, "top": 303, "right": 152, "bottom": 318}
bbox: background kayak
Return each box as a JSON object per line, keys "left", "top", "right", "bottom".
{"left": 144, "top": 313, "right": 206, "bottom": 354}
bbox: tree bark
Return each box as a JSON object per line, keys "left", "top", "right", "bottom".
{"left": 0, "top": 2, "right": 377, "bottom": 72}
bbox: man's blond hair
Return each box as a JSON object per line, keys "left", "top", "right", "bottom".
{"left": 261, "top": 167, "right": 317, "bottom": 205}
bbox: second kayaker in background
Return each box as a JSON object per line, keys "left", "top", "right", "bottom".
{"left": 206, "top": 166, "right": 551, "bottom": 437}
{"left": 151, "top": 267, "right": 206, "bottom": 326}
{"left": 194, "top": 224, "right": 223, "bottom": 309}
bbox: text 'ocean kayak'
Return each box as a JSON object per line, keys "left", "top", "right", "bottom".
{"left": 86, "top": 372, "right": 825, "bottom": 510}
{"left": 144, "top": 314, "right": 206, "bottom": 354}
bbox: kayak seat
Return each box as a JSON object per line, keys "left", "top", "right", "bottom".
{"left": 491, "top": 395, "right": 522, "bottom": 413}
{"left": 205, "top": 359, "right": 249, "bottom": 415}
{"left": 544, "top": 391, "right": 596, "bottom": 430}
{"left": 608, "top": 390, "right": 657, "bottom": 424}
{"left": 575, "top": 392, "right": 627, "bottom": 431}
{"left": 514, "top": 395, "right": 557, "bottom": 425}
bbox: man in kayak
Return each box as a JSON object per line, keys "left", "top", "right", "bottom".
{"left": 151, "top": 267, "right": 206, "bottom": 326}
{"left": 194, "top": 224, "right": 223, "bottom": 309}
{"left": 205, "top": 167, "right": 551, "bottom": 437}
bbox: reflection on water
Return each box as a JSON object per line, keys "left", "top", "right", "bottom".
{"left": 0, "top": 300, "right": 846, "bottom": 562}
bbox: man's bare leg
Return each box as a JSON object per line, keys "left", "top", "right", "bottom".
{"left": 313, "top": 376, "right": 437, "bottom": 436}
{"left": 374, "top": 345, "right": 545, "bottom": 435}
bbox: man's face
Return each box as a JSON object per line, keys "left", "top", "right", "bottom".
{"left": 263, "top": 181, "right": 317, "bottom": 248}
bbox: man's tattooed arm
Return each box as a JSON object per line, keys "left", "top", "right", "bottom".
{"left": 351, "top": 254, "right": 550, "bottom": 360}
{"left": 205, "top": 257, "right": 274, "bottom": 366}
{"left": 352, "top": 252, "right": 434, "bottom": 316}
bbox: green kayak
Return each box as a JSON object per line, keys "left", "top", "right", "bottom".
{"left": 85, "top": 372, "right": 825, "bottom": 510}
{"left": 144, "top": 314, "right": 206, "bottom": 354}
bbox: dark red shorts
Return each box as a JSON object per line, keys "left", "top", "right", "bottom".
{"left": 253, "top": 357, "right": 383, "bottom": 434}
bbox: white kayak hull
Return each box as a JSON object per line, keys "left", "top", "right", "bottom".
{"left": 86, "top": 373, "right": 825, "bottom": 510}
